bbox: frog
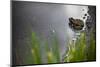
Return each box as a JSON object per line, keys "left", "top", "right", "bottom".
{"left": 69, "top": 17, "right": 84, "bottom": 31}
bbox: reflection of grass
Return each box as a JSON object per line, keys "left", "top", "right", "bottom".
{"left": 29, "top": 30, "right": 96, "bottom": 64}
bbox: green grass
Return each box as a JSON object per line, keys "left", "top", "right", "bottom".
{"left": 30, "top": 31, "right": 60, "bottom": 64}
{"left": 64, "top": 32, "right": 86, "bottom": 62}
{"left": 64, "top": 31, "right": 96, "bottom": 62}
{"left": 25, "top": 30, "right": 96, "bottom": 64}
{"left": 31, "top": 32, "right": 42, "bottom": 64}
{"left": 86, "top": 29, "right": 96, "bottom": 61}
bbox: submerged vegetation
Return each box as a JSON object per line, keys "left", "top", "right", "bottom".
{"left": 28, "top": 29, "right": 96, "bottom": 64}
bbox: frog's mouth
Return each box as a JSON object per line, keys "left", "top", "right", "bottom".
{"left": 69, "top": 17, "right": 84, "bottom": 31}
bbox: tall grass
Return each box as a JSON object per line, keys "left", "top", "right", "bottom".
{"left": 86, "top": 29, "right": 96, "bottom": 61}
{"left": 31, "top": 32, "right": 42, "bottom": 64}
{"left": 28, "top": 30, "right": 96, "bottom": 64}
{"left": 64, "top": 32, "right": 86, "bottom": 62}
{"left": 31, "top": 31, "right": 60, "bottom": 64}
{"left": 51, "top": 32, "right": 60, "bottom": 62}
{"left": 64, "top": 31, "right": 96, "bottom": 62}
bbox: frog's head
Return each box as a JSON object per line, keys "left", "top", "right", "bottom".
{"left": 69, "top": 17, "right": 84, "bottom": 31}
